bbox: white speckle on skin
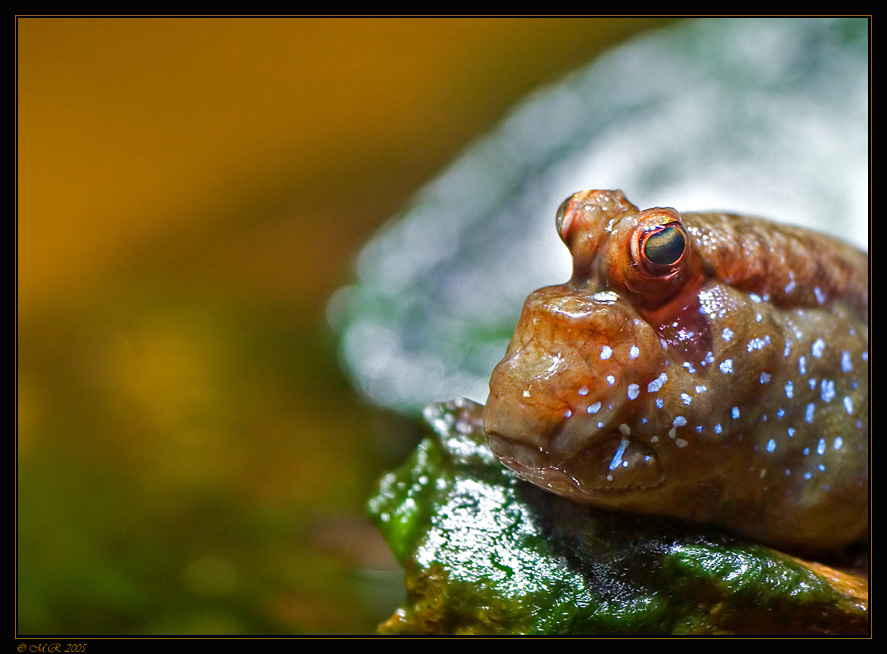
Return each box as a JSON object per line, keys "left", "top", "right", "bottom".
{"left": 812, "top": 338, "right": 825, "bottom": 357}
{"left": 673, "top": 416, "right": 687, "bottom": 427}
{"left": 587, "top": 402, "right": 601, "bottom": 415}
{"left": 564, "top": 409, "right": 572, "bottom": 418}
{"left": 655, "top": 398, "right": 664, "bottom": 408}
{"left": 841, "top": 350, "right": 853, "bottom": 372}
{"left": 814, "top": 287, "right": 827, "bottom": 304}
{"left": 759, "top": 372, "right": 770, "bottom": 384}
{"left": 843, "top": 396, "right": 854, "bottom": 414}
{"left": 805, "top": 403, "right": 815, "bottom": 423}
{"left": 680, "top": 393, "right": 691, "bottom": 405}
{"left": 606, "top": 375, "right": 616, "bottom": 386}
{"left": 629, "top": 345, "right": 640, "bottom": 359}
{"left": 722, "top": 327, "right": 734, "bottom": 342}
{"left": 647, "top": 373, "right": 668, "bottom": 393}
{"left": 834, "top": 436, "right": 844, "bottom": 450}
{"left": 817, "top": 438, "right": 826, "bottom": 455}
{"left": 578, "top": 385, "right": 589, "bottom": 396}
{"left": 600, "top": 346, "right": 612, "bottom": 360}
{"left": 821, "top": 379, "right": 835, "bottom": 402}
{"left": 799, "top": 356, "right": 806, "bottom": 375}
{"left": 719, "top": 359, "right": 733, "bottom": 374}
{"left": 695, "top": 384, "right": 707, "bottom": 394}
{"left": 747, "top": 335, "right": 771, "bottom": 352}
{"left": 784, "top": 381, "right": 793, "bottom": 398}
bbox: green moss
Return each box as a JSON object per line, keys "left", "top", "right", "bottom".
{"left": 367, "top": 398, "right": 868, "bottom": 635}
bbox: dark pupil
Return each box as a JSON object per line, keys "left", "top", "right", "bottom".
{"left": 555, "top": 195, "right": 574, "bottom": 233}
{"left": 643, "top": 226, "right": 685, "bottom": 265}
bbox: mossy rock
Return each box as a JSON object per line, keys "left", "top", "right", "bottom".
{"left": 368, "top": 399, "right": 868, "bottom": 635}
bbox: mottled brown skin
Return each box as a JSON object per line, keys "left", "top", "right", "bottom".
{"left": 485, "top": 190, "right": 868, "bottom": 554}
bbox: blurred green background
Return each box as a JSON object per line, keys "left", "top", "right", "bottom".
{"left": 16, "top": 16, "right": 677, "bottom": 635}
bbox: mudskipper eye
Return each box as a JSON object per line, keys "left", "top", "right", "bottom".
{"left": 642, "top": 224, "right": 686, "bottom": 266}
{"left": 555, "top": 194, "right": 575, "bottom": 236}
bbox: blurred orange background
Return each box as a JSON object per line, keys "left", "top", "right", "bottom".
{"left": 16, "top": 16, "right": 675, "bottom": 635}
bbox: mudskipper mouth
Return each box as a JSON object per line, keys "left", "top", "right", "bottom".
{"left": 487, "top": 431, "right": 663, "bottom": 498}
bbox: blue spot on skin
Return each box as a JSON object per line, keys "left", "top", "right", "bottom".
{"left": 759, "top": 372, "right": 770, "bottom": 384}
{"left": 812, "top": 338, "right": 825, "bottom": 357}
{"left": 841, "top": 350, "right": 853, "bottom": 372}
{"left": 805, "top": 403, "right": 815, "bottom": 423}
{"left": 817, "top": 438, "right": 826, "bottom": 456}
{"left": 731, "top": 407, "right": 740, "bottom": 419}
{"left": 821, "top": 379, "right": 835, "bottom": 402}
{"left": 609, "top": 439, "right": 629, "bottom": 471}
{"left": 784, "top": 381, "right": 793, "bottom": 398}
{"left": 843, "top": 396, "right": 854, "bottom": 414}
{"left": 834, "top": 436, "right": 844, "bottom": 450}
{"left": 766, "top": 439, "right": 776, "bottom": 452}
